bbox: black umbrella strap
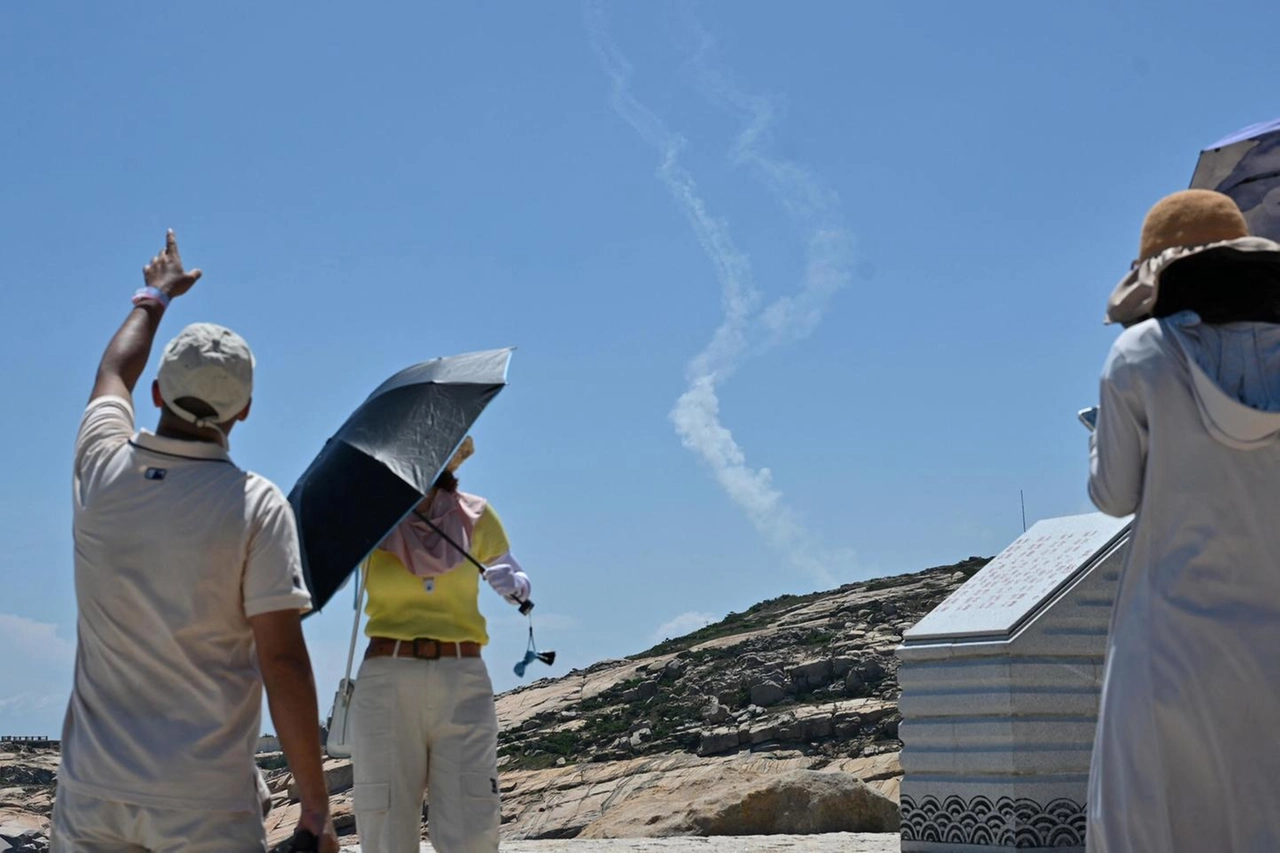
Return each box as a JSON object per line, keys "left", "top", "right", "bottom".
{"left": 411, "top": 509, "right": 489, "bottom": 576}
{"left": 411, "top": 508, "right": 534, "bottom": 615}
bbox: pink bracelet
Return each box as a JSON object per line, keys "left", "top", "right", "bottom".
{"left": 132, "top": 286, "right": 171, "bottom": 308}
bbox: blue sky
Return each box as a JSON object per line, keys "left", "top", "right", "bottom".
{"left": 1, "top": 0, "right": 1275, "bottom": 736}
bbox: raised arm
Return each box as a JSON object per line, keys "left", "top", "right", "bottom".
{"left": 90, "top": 229, "right": 201, "bottom": 403}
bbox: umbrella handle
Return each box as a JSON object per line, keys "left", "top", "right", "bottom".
{"left": 413, "top": 509, "right": 535, "bottom": 615}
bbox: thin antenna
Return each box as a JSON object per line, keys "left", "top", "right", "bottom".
{"left": 1020, "top": 490, "right": 1027, "bottom": 533}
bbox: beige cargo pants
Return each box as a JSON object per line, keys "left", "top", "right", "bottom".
{"left": 352, "top": 653, "right": 501, "bottom": 853}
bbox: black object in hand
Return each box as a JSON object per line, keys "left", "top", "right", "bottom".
{"left": 288, "top": 829, "right": 319, "bottom": 852}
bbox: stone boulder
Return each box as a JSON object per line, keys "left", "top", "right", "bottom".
{"left": 575, "top": 766, "right": 900, "bottom": 838}
{"left": 561, "top": 752, "right": 902, "bottom": 840}
{"left": 788, "top": 659, "right": 832, "bottom": 690}
{"left": 702, "top": 697, "right": 731, "bottom": 725}
{"left": 266, "top": 792, "right": 356, "bottom": 850}
{"left": 697, "top": 728, "right": 740, "bottom": 757}
{"left": 286, "top": 759, "right": 352, "bottom": 801}
{"left": 620, "top": 680, "right": 659, "bottom": 703}
{"left": 749, "top": 681, "right": 786, "bottom": 708}
{"left": 684, "top": 770, "right": 900, "bottom": 835}
{"left": 844, "top": 658, "right": 890, "bottom": 698}
{"left": 0, "top": 766, "right": 54, "bottom": 788}
{"left": 832, "top": 656, "right": 858, "bottom": 677}
{"left": 0, "top": 826, "right": 47, "bottom": 853}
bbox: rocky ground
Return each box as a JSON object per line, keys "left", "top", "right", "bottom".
{"left": 0, "top": 743, "right": 56, "bottom": 852}
{"left": 2, "top": 556, "right": 987, "bottom": 852}
{"left": 340, "top": 835, "right": 901, "bottom": 852}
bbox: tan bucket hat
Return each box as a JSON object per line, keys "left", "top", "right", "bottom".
{"left": 1107, "top": 190, "right": 1253, "bottom": 325}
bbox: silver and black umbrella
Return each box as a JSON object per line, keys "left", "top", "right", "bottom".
{"left": 288, "top": 348, "right": 513, "bottom": 613}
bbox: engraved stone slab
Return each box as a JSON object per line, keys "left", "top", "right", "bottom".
{"left": 904, "top": 513, "right": 1129, "bottom": 642}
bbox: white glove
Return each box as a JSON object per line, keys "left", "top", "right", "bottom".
{"left": 485, "top": 556, "right": 531, "bottom": 604}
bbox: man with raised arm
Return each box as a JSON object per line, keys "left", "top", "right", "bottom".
{"left": 52, "top": 231, "right": 338, "bottom": 853}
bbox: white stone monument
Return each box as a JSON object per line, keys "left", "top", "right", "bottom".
{"left": 896, "top": 513, "right": 1130, "bottom": 852}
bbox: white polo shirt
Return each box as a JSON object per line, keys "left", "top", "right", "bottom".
{"left": 59, "top": 395, "right": 312, "bottom": 813}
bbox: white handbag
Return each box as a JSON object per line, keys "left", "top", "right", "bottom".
{"left": 325, "top": 561, "right": 367, "bottom": 759}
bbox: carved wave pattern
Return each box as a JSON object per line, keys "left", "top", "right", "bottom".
{"left": 900, "top": 794, "right": 1086, "bottom": 848}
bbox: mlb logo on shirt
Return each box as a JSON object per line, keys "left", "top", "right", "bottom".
{"left": 144, "top": 468, "right": 167, "bottom": 481}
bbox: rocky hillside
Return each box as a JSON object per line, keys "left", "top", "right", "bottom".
{"left": 482, "top": 557, "right": 986, "bottom": 840}
{"left": 1, "top": 555, "right": 987, "bottom": 850}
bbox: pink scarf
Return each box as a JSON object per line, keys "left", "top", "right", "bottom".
{"left": 379, "top": 490, "right": 488, "bottom": 578}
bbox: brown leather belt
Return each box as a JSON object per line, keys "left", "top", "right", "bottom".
{"left": 365, "top": 636, "right": 482, "bottom": 660}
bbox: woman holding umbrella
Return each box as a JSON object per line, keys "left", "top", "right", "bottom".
{"left": 350, "top": 437, "right": 531, "bottom": 853}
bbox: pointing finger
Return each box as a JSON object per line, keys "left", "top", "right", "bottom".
{"left": 165, "top": 229, "right": 184, "bottom": 265}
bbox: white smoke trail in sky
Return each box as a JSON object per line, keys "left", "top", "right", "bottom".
{"left": 674, "top": 3, "right": 855, "bottom": 353}
{"left": 586, "top": 2, "right": 855, "bottom": 583}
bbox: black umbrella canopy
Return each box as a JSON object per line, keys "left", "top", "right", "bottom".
{"left": 1191, "top": 118, "right": 1280, "bottom": 242}
{"left": 288, "top": 348, "right": 513, "bottom": 613}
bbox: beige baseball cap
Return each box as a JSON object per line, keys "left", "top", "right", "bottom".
{"left": 157, "top": 323, "right": 255, "bottom": 427}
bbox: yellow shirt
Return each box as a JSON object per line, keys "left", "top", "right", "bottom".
{"left": 363, "top": 504, "right": 511, "bottom": 644}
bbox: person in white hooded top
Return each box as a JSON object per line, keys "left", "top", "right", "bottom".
{"left": 1088, "top": 189, "right": 1280, "bottom": 852}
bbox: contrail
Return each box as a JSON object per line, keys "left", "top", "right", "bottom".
{"left": 585, "top": 2, "right": 854, "bottom": 583}
{"left": 674, "top": 2, "right": 855, "bottom": 353}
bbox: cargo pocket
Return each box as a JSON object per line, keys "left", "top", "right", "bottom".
{"left": 462, "top": 772, "right": 501, "bottom": 837}
{"left": 462, "top": 772, "right": 499, "bottom": 800}
{"left": 353, "top": 782, "right": 390, "bottom": 814}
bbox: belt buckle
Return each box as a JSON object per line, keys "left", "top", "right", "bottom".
{"left": 412, "top": 638, "right": 441, "bottom": 660}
